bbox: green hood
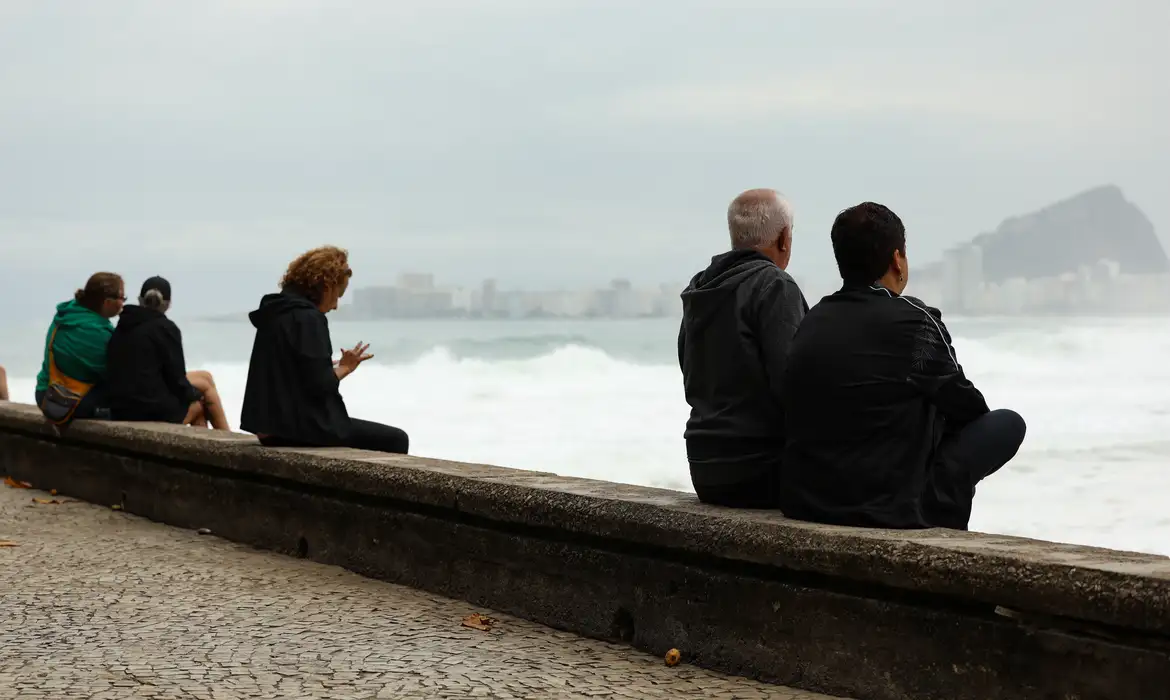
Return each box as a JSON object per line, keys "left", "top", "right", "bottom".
{"left": 35, "top": 299, "right": 115, "bottom": 392}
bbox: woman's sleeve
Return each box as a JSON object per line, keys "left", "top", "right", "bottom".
{"left": 289, "top": 312, "right": 341, "bottom": 398}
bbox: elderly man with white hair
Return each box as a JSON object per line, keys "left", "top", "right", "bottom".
{"left": 678, "top": 188, "right": 808, "bottom": 508}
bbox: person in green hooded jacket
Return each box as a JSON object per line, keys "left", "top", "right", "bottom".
{"left": 34, "top": 272, "right": 125, "bottom": 419}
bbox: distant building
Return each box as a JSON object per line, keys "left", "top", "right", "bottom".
{"left": 347, "top": 273, "right": 681, "bottom": 320}
{"left": 349, "top": 273, "right": 457, "bottom": 318}
{"left": 957, "top": 245, "right": 984, "bottom": 313}
{"left": 480, "top": 279, "right": 498, "bottom": 317}
{"left": 397, "top": 273, "right": 435, "bottom": 291}
{"left": 940, "top": 248, "right": 961, "bottom": 310}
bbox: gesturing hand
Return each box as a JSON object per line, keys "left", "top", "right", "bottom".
{"left": 338, "top": 342, "right": 373, "bottom": 374}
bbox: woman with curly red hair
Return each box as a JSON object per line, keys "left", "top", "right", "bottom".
{"left": 239, "top": 246, "right": 409, "bottom": 454}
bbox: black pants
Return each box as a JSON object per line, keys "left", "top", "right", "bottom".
{"left": 690, "top": 449, "right": 783, "bottom": 509}
{"left": 258, "top": 418, "right": 409, "bottom": 455}
{"left": 925, "top": 408, "right": 1026, "bottom": 529}
{"left": 693, "top": 470, "right": 779, "bottom": 508}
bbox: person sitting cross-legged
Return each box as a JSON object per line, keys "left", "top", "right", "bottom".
{"left": 780, "top": 202, "right": 1026, "bottom": 530}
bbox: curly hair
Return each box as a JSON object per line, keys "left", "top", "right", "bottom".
{"left": 279, "top": 246, "right": 352, "bottom": 303}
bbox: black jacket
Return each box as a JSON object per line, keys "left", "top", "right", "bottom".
{"left": 240, "top": 290, "right": 351, "bottom": 445}
{"left": 780, "top": 285, "right": 990, "bottom": 528}
{"left": 105, "top": 305, "right": 200, "bottom": 423}
{"left": 679, "top": 250, "right": 807, "bottom": 487}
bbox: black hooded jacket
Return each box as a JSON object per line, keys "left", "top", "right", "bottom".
{"left": 105, "top": 305, "right": 201, "bottom": 423}
{"left": 240, "top": 290, "right": 351, "bottom": 445}
{"left": 679, "top": 250, "right": 808, "bottom": 487}
{"left": 780, "top": 285, "right": 990, "bottom": 528}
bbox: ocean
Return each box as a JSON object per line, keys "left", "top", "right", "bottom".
{"left": 3, "top": 314, "right": 1169, "bottom": 556}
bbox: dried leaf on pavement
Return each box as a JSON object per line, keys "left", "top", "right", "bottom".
{"left": 31, "top": 498, "right": 63, "bottom": 505}
{"left": 0, "top": 540, "right": 18, "bottom": 547}
{"left": 4, "top": 476, "right": 32, "bottom": 489}
{"left": 461, "top": 613, "right": 499, "bottom": 632}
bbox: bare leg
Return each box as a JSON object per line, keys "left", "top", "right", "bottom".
{"left": 182, "top": 401, "right": 208, "bottom": 428}
{"left": 0, "top": 365, "right": 8, "bottom": 401}
{"left": 186, "top": 370, "right": 230, "bottom": 431}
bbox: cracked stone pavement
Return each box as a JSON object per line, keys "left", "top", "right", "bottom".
{"left": 0, "top": 481, "right": 847, "bottom": 699}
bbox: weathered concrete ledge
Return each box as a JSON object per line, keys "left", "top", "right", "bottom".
{"left": 1, "top": 401, "right": 1168, "bottom": 700}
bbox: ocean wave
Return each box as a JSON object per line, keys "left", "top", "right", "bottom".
{"left": 364, "top": 334, "right": 608, "bottom": 364}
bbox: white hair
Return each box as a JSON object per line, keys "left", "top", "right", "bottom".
{"left": 727, "top": 189, "right": 794, "bottom": 249}
{"left": 140, "top": 289, "right": 171, "bottom": 313}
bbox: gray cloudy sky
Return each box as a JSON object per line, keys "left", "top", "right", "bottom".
{"left": 1, "top": 0, "right": 1166, "bottom": 314}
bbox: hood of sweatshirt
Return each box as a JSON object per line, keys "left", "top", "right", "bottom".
{"left": 248, "top": 290, "right": 320, "bottom": 329}
{"left": 52, "top": 299, "right": 114, "bottom": 332}
{"left": 114, "top": 304, "right": 167, "bottom": 333}
{"left": 681, "top": 249, "right": 778, "bottom": 330}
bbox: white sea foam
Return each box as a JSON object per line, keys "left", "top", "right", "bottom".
{"left": 7, "top": 318, "right": 1170, "bottom": 555}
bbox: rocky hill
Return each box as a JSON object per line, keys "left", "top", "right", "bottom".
{"left": 971, "top": 185, "right": 1166, "bottom": 282}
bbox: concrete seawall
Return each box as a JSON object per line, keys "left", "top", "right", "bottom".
{"left": 2, "top": 401, "right": 1168, "bottom": 700}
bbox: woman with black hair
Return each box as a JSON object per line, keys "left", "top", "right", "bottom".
{"left": 780, "top": 202, "right": 1026, "bottom": 531}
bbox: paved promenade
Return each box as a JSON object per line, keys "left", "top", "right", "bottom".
{"left": 0, "top": 481, "right": 844, "bottom": 699}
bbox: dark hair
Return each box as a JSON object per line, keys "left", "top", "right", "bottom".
{"left": 74, "top": 272, "right": 124, "bottom": 313}
{"left": 830, "top": 202, "right": 907, "bottom": 285}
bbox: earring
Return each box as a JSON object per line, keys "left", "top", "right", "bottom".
{"left": 897, "top": 275, "right": 904, "bottom": 282}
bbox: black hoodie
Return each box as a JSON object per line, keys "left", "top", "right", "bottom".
{"left": 239, "top": 290, "right": 351, "bottom": 445}
{"left": 105, "top": 305, "right": 201, "bottom": 423}
{"left": 779, "top": 285, "right": 990, "bottom": 528}
{"left": 679, "top": 250, "right": 808, "bottom": 487}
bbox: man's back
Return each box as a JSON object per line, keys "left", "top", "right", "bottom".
{"left": 780, "top": 286, "right": 988, "bottom": 527}
{"left": 679, "top": 249, "right": 806, "bottom": 503}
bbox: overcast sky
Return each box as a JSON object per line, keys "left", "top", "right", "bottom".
{"left": 1, "top": 0, "right": 1166, "bottom": 315}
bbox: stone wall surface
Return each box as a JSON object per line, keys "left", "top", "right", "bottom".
{"left": 2, "top": 401, "right": 1169, "bottom": 700}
